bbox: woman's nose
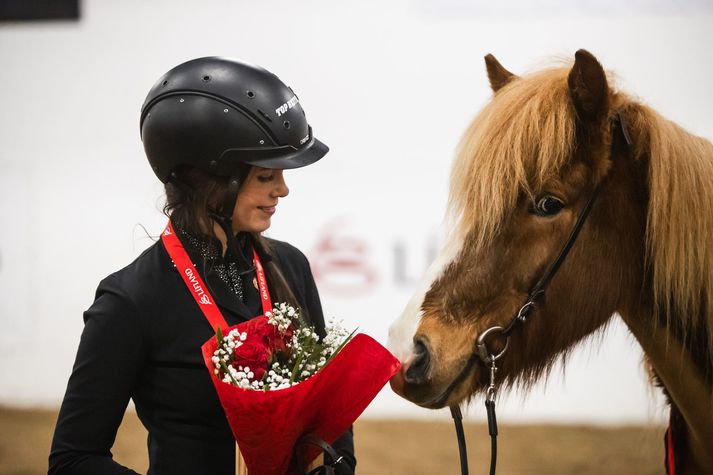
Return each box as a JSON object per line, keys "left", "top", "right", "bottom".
{"left": 272, "top": 173, "right": 289, "bottom": 198}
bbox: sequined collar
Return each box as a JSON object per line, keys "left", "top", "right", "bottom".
{"left": 176, "top": 227, "right": 252, "bottom": 302}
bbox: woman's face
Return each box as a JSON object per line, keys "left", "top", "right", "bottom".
{"left": 232, "top": 167, "right": 289, "bottom": 233}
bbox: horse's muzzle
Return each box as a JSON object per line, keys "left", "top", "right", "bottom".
{"left": 403, "top": 339, "right": 431, "bottom": 385}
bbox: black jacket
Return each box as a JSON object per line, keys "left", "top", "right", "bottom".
{"left": 49, "top": 235, "right": 355, "bottom": 474}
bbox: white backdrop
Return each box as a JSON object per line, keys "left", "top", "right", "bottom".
{"left": 1, "top": 0, "right": 712, "bottom": 425}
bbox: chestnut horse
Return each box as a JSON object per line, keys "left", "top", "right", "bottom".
{"left": 389, "top": 50, "right": 713, "bottom": 474}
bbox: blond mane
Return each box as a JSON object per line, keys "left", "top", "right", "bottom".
{"left": 633, "top": 104, "right": 713, "bottom": 349}
{"left": 448, "top": 63, "right": 713, "bottom": 362}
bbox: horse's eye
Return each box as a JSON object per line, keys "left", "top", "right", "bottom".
{"left": 531, "top": 196, "right": 564, "bottom": 216}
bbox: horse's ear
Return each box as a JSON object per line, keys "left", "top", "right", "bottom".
{"left": 484, "top": 54, "right": 516, "bottom": 93}
{"left": 567, "top": 49, "right": 609, "bottom": 120}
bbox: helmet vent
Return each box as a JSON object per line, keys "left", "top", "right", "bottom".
{"left": 258, "top": 110, "right": 272, "bottom": 122}
{"left": 202, "top": 75, "right": 211, "bottom": 82}
{"left": 161, "top": 80, "right": 168, "bottom": 87}
{"left": 283, "top": 121, "right": 291, "bottom": 130}
{"left": 246, "top": 90, "right": 255, "bottom": 98}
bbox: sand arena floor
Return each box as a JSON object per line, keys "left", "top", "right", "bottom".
{"left": 1, "top": 407, "right": 664, "bottom": 474}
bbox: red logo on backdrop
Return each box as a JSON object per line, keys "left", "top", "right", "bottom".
{"left": 309, "top": 218, "right": 378, "bottom": 296}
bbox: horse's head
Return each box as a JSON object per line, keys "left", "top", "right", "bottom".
{"left": 389, "top": 50, "right": 647, "bottom": 408}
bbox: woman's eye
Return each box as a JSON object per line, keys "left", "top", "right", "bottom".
{"left": 257, "top": 174, "right": 273, "bottom": 183}
{"left": 530, "top": 196, "right": 564, "bottom": 216}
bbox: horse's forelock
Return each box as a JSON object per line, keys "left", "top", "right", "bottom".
{"left": 448, "top": 67, "right": 577, "bottom": 252}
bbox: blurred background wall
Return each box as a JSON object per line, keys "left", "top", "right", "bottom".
{"left": 1, "top": 0, "right": 712, "bottom": 425}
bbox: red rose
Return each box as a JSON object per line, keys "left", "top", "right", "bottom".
{"left": 244, "top": 316, "right": 271, "bottom": 337}
{"left": 245, "top": 316, "right": 294, "bottom": 355}
{"left": 232, "top": 340, "right": 271, "bottom": 380}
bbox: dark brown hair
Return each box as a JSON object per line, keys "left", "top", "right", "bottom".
{"left": 163, "top": 166, "right": 301, "bottom": 310}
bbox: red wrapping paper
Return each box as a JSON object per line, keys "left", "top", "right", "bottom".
{"left": 202, "top": 330, "right": 400, "bottom": 475}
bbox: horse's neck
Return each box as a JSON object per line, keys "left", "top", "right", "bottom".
{"left": 621, "top": 309, "right": 713, "bottom": 474}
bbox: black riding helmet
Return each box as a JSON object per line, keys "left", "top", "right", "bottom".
{"left": 140, "top": 56, "right": 328, "bottom": 183}
{"left": 140, "top": 57, "right": 328, "bottom": 270}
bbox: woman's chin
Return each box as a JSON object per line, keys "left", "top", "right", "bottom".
{"left": 254, "top": 219, "right": 271, "bottom": 233}
{"left": 235, "top": 219, "right": 272, "bottom": 234}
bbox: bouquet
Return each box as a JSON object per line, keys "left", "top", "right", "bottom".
{"left": 211, "top": 303, "right": 355, "bottom": 391}
{"left": 201, "top": 302, "right": 400, "bottom": 475}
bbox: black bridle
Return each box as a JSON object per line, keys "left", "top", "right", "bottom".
{"left": 448, "top": 113, "right": 632, "bottom": 475}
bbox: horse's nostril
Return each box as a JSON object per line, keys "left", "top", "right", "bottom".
{"left": 404, "top": 340, "right": 431, "bottom": 385}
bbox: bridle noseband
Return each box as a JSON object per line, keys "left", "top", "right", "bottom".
{"left": 450, "top": 113, "right": 632, "bottom": 475}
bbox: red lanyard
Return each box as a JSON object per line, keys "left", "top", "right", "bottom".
{"left": 161, "top": 221, "right": 273, "bottom": 332}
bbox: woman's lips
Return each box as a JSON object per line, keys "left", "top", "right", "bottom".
{"left": 258, "top": 206, "right": 276, "bottom": 215}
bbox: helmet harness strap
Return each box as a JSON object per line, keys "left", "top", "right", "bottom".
{"left": 209, "top": 171, "right": 256, "bottom": 276}
{"left": 170, "top": 169, "right": 256, "bottom": 275}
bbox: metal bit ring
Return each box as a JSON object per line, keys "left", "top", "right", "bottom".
{"left": 476, "top": 326, "right": 509, "bottom": 363}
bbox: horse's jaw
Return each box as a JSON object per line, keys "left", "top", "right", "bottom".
{"left": 389, "top": 366, "right": 480, "bottom": 409}
{"left": 390, "top": 371, "right": 469, "bottom": 410}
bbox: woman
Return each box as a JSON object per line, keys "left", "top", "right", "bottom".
{"left": 49, "top": 57, "right": 355, "bottom": 474}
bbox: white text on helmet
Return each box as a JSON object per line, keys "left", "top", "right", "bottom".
{"left": 275, "top": 95, "right": 299, "bottom": 117}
